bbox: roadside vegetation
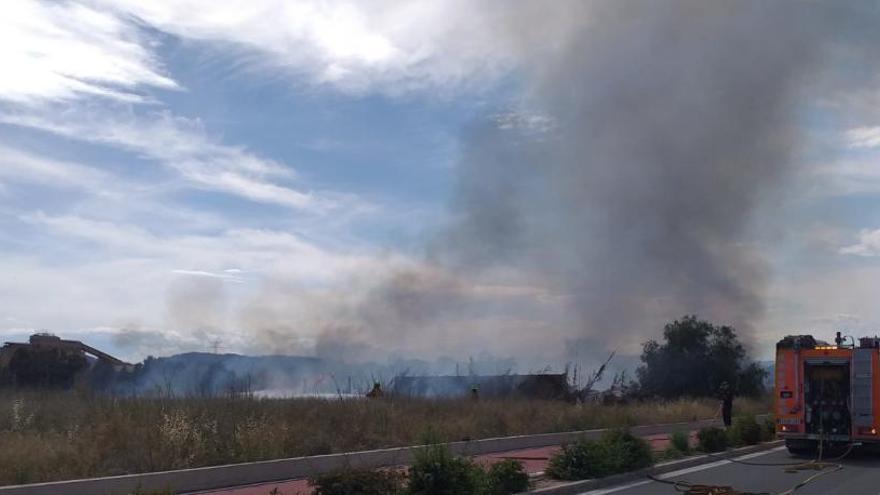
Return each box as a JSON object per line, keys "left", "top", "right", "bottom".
{"left": 544, "top": 413, "right": 779, "bottom": 484}
{"left": 309, "top": 445, "right": 529, "bottom": 495}
{"left": 545, "top": 429, "right": 653, "bottom": 480}
{"left": 0, "top": 392, "right": 768, "bottom": 486}
{"left": 695, "top": 416, "right": 777, "bottom": 454}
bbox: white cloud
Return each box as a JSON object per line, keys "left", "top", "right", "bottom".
{"left": 171, "top": 269, "right": 244, "bottom": 283}
{"left": 801, "top": 154, "right": 880, "bottom": 198}
{"left": 840, "top": 228, "right": 880, "bottom": 257}
{"left": 0, "top": 109, "right": 346, "bottom": 212}
{"left": 19, "top": 211, "right": 383, "bottom": 284}
{"left": 493, "top": 111, "right": 556, "bottom": 134}
{"left": 0, "top": 0, "right": 540, "bottom": 102}
{"left": 0, "top": 144, "right": 109, "bottom": 190}
{"left": 0, "top": 0, "right": 177, "bottom": 105}
{"left": 21, "top": 212, "right": 159, "bottom": 252}
{"left": 91, "top": 0, "right": 543, "bottom": 94}
{"left": 845, "top": 127, "right": 880, "bottom": 149}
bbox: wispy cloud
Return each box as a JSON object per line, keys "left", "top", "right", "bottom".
{"left": 91, "top": 0, "right": 534, "bottom": 95}
{"left": 18, "top": 211, "right": 381, "bottom": 284}
{"left": 0, "top": 109, "right": 345, "bottom": 212}
{"left": 840, "top": 228, "right": 880, "bottom": 257}
{"left": 171, "top": 269, "right": 244, "bottom": 283}
{"left": 0, "top": 144, "right": 109, "bottom": 191}
{"left": 0, "top": 0, "right": 177, "bottom": 105}
{"left": 845, "top": 127, "right": 880, "bottom": 149}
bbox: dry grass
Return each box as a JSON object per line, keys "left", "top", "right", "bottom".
{"left": 0, "top": 391, "right": 770, "bottom": 486}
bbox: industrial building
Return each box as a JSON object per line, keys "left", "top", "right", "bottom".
{"left": 0, "top": 333, "right": 134, "bottom": 388}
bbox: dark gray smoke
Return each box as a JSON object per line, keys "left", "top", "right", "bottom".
{"left": 241, "top": 1, "right": 879, "bottom": 366}
{"left": 435, "top": 1, "right": 873, "bottom": 354}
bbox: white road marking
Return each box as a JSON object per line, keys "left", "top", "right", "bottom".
{"left": 580, "top": 446, "right": 787, "bottom": 494}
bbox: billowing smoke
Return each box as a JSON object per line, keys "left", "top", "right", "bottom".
{"left": 440, "top": 1, "right": 821, "bottom": 351}
{"left": 240, "top": 1, "right": 877, "bottom": 366}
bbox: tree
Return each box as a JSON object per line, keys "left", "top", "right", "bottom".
{"left": 635, "top": 316, "right": 765, "bottom": 398}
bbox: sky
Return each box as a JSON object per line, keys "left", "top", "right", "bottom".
{"left": 2, "top": 0, "right": 880, "bottom": 366}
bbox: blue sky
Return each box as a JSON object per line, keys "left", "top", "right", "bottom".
{"left": 2, "top": 1, "right": 880, "bottom": 364}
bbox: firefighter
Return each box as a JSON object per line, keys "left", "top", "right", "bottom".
{"left": 718, "top": 381, "right": 733, "bottom": 428}
{"left": 366, "top": 382, "right": 384, "bottom": 399}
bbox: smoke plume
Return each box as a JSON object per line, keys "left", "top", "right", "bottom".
{"left": 244, "top": 1, "right": 878, "bottom": 365}
{"left": 436, "top": 1, "right": 867, "bottom": 353}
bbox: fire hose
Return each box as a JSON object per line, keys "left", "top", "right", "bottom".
{"left": 649, "top": 431, "right": 856, "bottom": 495}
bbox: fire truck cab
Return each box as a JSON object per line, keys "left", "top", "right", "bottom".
{"left": 775, "top": 333, "right": 880, "bottom": 454}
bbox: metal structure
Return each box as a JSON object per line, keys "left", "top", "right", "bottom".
{"left": 0, "top": 333, "right": 135, "bottom": 387}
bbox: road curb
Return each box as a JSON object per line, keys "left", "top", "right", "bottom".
{"left": 524, "top": 440, "right": 784, "bottom": 494}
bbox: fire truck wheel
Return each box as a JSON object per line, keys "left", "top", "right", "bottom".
{"left": 785, "top": 439, "right": 817, "bottom": 457}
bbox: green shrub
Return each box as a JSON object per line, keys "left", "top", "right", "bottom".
{"left": 696, "top": 427, "right": 729, "bottom": 452}
{"left": 129, "top": 488, "right": 174, "bottom": 495}
{"left": 546, "top": 438, "right": 610, "bottom": 480}
{"left": 309, "top": 469, "right": 405, "bottom": 495}
{"left": 670, "top": 431, "right": 690, "bottom": 453}
{"left": 659, "top": 446, "right": 685, "bottom": 461}
{"left": 546, "top": 429, "right": 653, "bottom": 481}
{"left": 484, "top": 459, "right": 529, "bottom": 495}
{"left": 730, "top": 417, "right": 762, "bottom": 446}
{"left": 760, "top": 417, "right": 776, "bottom": 442}
{"left": 600, "top": 429, "right": 653, "bottom": 473}
{"left": 407, "top": 444, "right": 485, "bottom": 495}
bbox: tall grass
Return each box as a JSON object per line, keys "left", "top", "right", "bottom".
{"left": 0, "top": 391, "right": 769, "bottom": 486}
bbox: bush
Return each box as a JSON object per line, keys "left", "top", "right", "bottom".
{"left": 129, "top": 488, "right": 175, "bottom": 495}
{"left": 546, "top": 429, "right": 653, "bottom": 481}
{"left": 696, "top": 427, "right": 729, "bottom": 452}
{"left": 546, "top": 438, "right": 609, "bottom": 480}
{"left": 407, "top": 444, "right": 485, "bottom": 495}
{"left": 309, "top": 469, "right": 405, "bottom": 495}
{"left": 485, "top": 459, "right": 529, "bottom": 495}
{"left": 761, "top": 416, "right": 776, "bottom": 442}
{"left": 600, "top": 429, "right": 653, "bottom": 473}
{"left": 659, "top": 446, "right": 685, "bottom": 461}
{"left": 670, "top": 431, "right": 690, "bottom": 453}
{"left": 730, "top": 417, "right": 762, "bottom": 446}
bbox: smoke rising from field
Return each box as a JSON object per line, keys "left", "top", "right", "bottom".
{"left": 440, "top": 1, "right": 816, "bottom": 349}
{"left": 232, "top": 1, "right": 878, "bottom": 365}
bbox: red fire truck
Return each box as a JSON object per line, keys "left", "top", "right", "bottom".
{"left": 775, "top": 333, "right": 880, "bottom": 453}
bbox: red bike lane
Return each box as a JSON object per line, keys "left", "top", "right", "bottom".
{"left": 188, "top": 432, "right": 691, "bottom": 495}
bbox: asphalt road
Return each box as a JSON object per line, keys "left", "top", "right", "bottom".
{"left": 582, "top": 446, "right": 880, "bottom": 495}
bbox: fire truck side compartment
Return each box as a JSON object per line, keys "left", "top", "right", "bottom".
{"left": 852, "top": 348, "right": 873, "bottom": 428}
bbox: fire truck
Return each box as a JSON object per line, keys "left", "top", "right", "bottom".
{"left": 775, "top": 332, "right": 880, "bottom": 453}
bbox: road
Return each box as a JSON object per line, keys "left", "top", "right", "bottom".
{"left": 583, "top": 446, "right": 880, "bottom": 495}
{"left": 189, "top": 433, "right": 687, "bottom": 494}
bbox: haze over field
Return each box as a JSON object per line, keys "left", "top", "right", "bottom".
{"left": 2, "top": 1, "right": 880, "bottom": 368}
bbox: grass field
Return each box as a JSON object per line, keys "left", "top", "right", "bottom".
{"left": 0, "top": 392, "right": 770, "bottom": 486}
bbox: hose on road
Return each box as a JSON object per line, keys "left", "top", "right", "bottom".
{"left": 648, "top": 433, "right": 856, "bottom": 495}
{"left": 647, "top": 474, "right": 770, "bottom": 495}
